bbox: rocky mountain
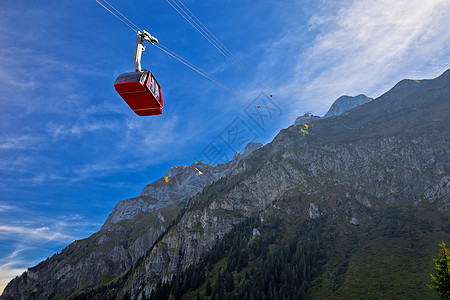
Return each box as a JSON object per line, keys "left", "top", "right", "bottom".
{"left": 323, "top": 94, "right": 373, "bottom": 118}
{"left": 294, "top": 113, "right": 321, "bottom": 125}
{"left": 103, "top": 142, "right": 263, "bottom": 229}
{"left": 0, "top": 143, "right": 262, "bottom": 300}
{"left": 294, "top": 94, "right": 372, "bottom": 127}
{"left": 2, "top": 71, "right": 449, "bottom": 300}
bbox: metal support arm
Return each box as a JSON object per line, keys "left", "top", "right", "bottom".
{"left": 133, "top": 30, "right": 159, "bottom": 72}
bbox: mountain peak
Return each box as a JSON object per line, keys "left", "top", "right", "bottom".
{"left": 440, "top": 68, "right": 450, "bottom": 78}
{"left": 164, "top": 165, "right": 190, "bottom": 177}
{"left": 2, "top": 70, "right": 448, "bottom": 300}
{"left": 294, "top": 113, "right": 321, "bottom": 125}
{"left": 243, "top": 142, "right": 264, "bottom": 158}
{"left": 100, "top": 141, "right": 263, "bottom": 228}
{"left": 323, "top": 94, "right": 373, "bottom": 118}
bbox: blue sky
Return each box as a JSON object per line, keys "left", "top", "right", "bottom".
{"left": 1, "top": 0, "right": 449, "bottom": 292}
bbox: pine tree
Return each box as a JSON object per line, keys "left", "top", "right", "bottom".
{"left": 429, "top": 242, "right": 450, "bottom": 299}
{"left": 225, "top": 272, "right": 234, "bottom": 293}
{"left": 205, "top": 279, "right": 212, "bottom": 296}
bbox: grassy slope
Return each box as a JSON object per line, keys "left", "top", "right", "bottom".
{"left": 308, "top": 201, "right": 450, "bottom": 299}
{"left": 146, "top": 194, "right": 449, "bottom": 300}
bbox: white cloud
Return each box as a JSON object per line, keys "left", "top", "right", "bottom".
{"left": 0, "top": 156, "right": 34, "bottom": 171}
{"left": 0, "top": 225, "right": 73, "bottom": 242}
{"left": 0, "top": 261, "right": 25, "bottom": 295}
{"left": 55, "top": 216, "right": 103, "bottom": 231}
{"left": 0, "top": 114, "right": 186, "bottom": 186}
{"left": 0, "top": 135, "right": 43, "bottom": 150}
{"left": 0, "top": 247, "right": 32, "bottom": 295}
{"left": 45, "top": 121, "right": 119, "bottom": 140}
{"left": 0, "top": 216, "right": 102, "bottom": 294}
{"left": 0, "top": 244, "right": 25, "bottom": 293}
{"left": 0, "top": 204, "right": 14, "bottom": 212}
{"left": 272, "top": 0, "right": 450, "bottom": 116}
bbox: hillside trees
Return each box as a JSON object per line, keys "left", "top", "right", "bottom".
{"left": 429, "top": 242, "right": 450, "bottom": 299}
{"left": 148, "top": 215, "right": 325, "bottom": 299}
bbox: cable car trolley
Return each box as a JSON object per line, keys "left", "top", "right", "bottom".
{"left": 114, "top": 30, "right": 163, "bottom": 116}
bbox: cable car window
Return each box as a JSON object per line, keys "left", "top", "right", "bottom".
{"left": 148, "top": 75, "right": 161, "bottom": 101}
{"left": 139, "top": 71, "right": 148, "bottom": 84}
{"left": 154, "top": 84, "right": 160, "bottom": 100}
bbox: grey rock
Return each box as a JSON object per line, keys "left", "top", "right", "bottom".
{"left": 243, "top": 142, "right": 264, "bottom": 158}
{"left": 294, "top": 113, "right": 321, "bottom": 125}
{"left": 0, "top": 141, "right": 264, "bottom": 300}
{"left": 104, "top": 142, "right": 263, "bottom": 229}
{"left": 323, "top": 94, "right": 373, "bottom": 118}
{"left": 2, "top": 70, "right": 449, "bottom": 300}
{"left": 309, "top": 203, "right": 321, "bottom": 219}
{"left": 121, "top": 69, "right": 450, "bottom": 299}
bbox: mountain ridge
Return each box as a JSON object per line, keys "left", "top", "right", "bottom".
{"left": 117, "top": 66, "right": 448, "bottom": 297}
{"left": 103, "top": 142, "right": 264, "bottom": 228}
{"left": 94, "top": 69, "right": 448, "bottom": 298}
{"left": 2, "top": 70, "right": 449, "bottom": 300}
{"left": 323, "top": 94, "right": 373, "bottom": 118}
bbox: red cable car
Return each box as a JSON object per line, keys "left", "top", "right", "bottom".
{"left": 114, "top": 71, "right": 163, "bottom": 116}
{"left": 114, "top": 30, "right": 163, "bottom": 116}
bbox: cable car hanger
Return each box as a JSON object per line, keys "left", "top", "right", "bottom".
{"left": 94, "top": 0, "right": 270, "bottom": 116}
{"left": 114, "top": 30, "right": 163, "bottom": 116}
{"left": 133, "top": 30, "right": 158, "bottom": 72}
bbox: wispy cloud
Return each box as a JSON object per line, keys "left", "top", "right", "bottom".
{"left": 0, "top": 245, "right": 46, "bottom": 294}
{"left": 0, "top": 135, "right": 44, "bottom": 150}
{"left": 45, "top": 121, "right": 119, "bottom": 141}
{"left": 271, "top": 0, "right": 450, "bottom": 115}
{"left": 0, "top": 223, "right": 77, "bottom": 293}
{"left": 0, "top": 260, "right": 25, "bottom": 295}
{"left": 0, "top": 225, "right": 73, "bottom": 242}
{"left": 0, "top": 245, "right": 26, "bottom": 294}
{"left": 55, "top": 214, "right": 103, "bottom": 231}
{"left": 0, "top": 212, "right": 103, "bottom": 294}
{"left": 0, "top": 204, "right": 14, "bottom": 212}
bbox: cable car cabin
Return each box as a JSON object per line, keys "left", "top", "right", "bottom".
{"left": 114, "top": 71, "right": 163, "bottom": 116}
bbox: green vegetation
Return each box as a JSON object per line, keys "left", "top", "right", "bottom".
{"left": 429, "top": 242, "right": 450, "bottom": 299}
{"left": 148, "top": 215, "right": 325, "bottom": 300}
{"left": 66, "top": 189, "right": 449, "bottom": 300}
{"left": 145, "top": 198, "right": 450, "bottom": 300}
{"left": 308, "top": 203, "right": 449, "bottom": 299}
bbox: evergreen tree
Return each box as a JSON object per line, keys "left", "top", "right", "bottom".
{"left": 147, "top": 216, "right": 323, "bottom": 299}
{"left": 429, "top": 242, "right": 450, "bottom": 299}
{"left": 205, "top": 279, "right": 212, "bottom": 296}
{"left": 225, "top": 272, "right": 234, "bottom": 293}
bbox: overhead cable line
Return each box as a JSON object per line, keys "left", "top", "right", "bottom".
{"left": 100, "top": 0, "right": 142, "bottom": 32}
{"left": 93, "top": 0, "right": 250, "bottom": 101}
{"left": 94, "top": 0, "right": 138, "bottom": 34}
{"left": 176, "top": 0, "right": 273, "bottom": 97}
{"left": 432, "top": 60, "right": 450, "bottom": 78}
{"left": 165, "top": 0, "right": 273, "bottom": 97}
{"left": 154, "top": 43, "right": 249, "bottom": 101}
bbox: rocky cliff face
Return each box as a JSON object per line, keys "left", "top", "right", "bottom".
{"left": 103, "top": 142, "right": 263, "bottom": 228}
{"left": 121, "top": 70, "right": 449, "bottom": 299}
{"left": 293, "top": 94, "right": 372, "bottom": 126}
{"left": 323, "top": 94, "right": 373, "bottom": 118}
{"left": 0, "top": 143, "right": 262, "bottom": 300}
{"left": 86, "top": 70, "right": 449, "bottom": 298}
{"left": 294, "top": 113, "right": 321, "bottom": 125}
{"left": 2, "top": 70, "right": 449, "bottom": 300}
{"left": 118, "top": 68, "right": 448, "bottom": 297}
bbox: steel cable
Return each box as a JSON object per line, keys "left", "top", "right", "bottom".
{"left": 166, "top": 0, "right": 273, "bottom": 97}
{"left": 93, "top": 0, "right": 250, "bottom": 101}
